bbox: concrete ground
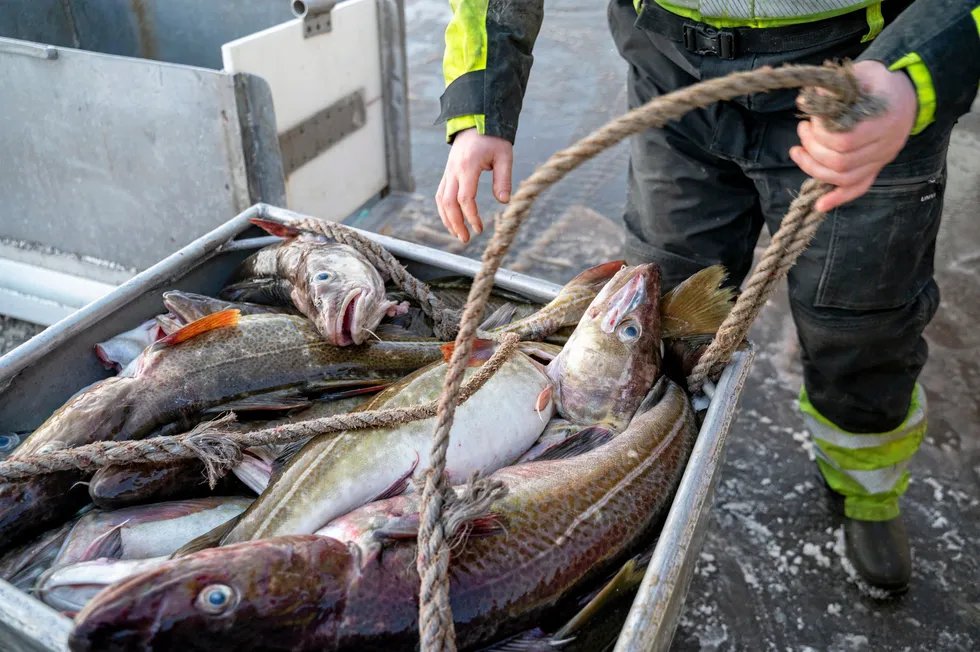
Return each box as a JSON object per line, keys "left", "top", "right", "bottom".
{"left": 1, "top": 1, "right": 977, "bottom": 650}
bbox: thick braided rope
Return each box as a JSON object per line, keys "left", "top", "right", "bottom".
{"left": 268, "top": 214, "right": 461, "bottom": 339}
{"left": 414, "top": 62, "right": 880, "bottom": 651}
{"left": 686, "top": 179, "right": 831, "bottom": 390}
{"left": 0, "top": 334, "right": 520, "bottom": 484}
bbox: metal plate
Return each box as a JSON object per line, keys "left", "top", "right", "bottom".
{"left": 0, "top": 37, "right": 257, "bottom": 271}
{"left": 278, "top": 89, "right": 368, "bottom": 176}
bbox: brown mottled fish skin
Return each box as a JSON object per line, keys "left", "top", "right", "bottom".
{"left": 545, "top": 263, "right": 663, "bottom": 432}
{"left": 68, "top": 378, "right": 696, "bottom": 652}
{"left": 221, "top": 223, "right": 408, "bottom": 346}
{"left": 15, "top": 313, "right": 441, "bottom": 458}
{"left": 0, "top": 314, "right": 441, "bottom": 551}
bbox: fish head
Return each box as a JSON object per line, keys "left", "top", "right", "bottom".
{"left": 305, "top": 244, "right": 409, "bottom": 346}
{"left": 69, "top": 535, "right": 355, "bottom": 652}
{"left": 547, "top": 263, "right": 663, "bottom": 430}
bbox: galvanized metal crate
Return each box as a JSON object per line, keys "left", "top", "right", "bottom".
{"left": 0, "top": 202, "right": 754, "bottom": 652}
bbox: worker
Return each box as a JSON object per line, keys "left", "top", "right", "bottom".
{"left": 433, "top": 0, "right": 980, "bottom": 595}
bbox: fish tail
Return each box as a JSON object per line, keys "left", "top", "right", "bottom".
{"left": 659, "top": 265, "right": 735, "bottom": 340}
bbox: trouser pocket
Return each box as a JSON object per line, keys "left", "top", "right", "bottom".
{"left": 813, "top": 169, "right": 946, "bottom": 312}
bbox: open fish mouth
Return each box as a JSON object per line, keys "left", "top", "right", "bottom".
{"left": 329, "top": 289, "right": 362, "bottom": 346}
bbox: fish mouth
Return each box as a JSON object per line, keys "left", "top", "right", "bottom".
{"left": 587, "top": 264, "right": 652, "bottom": 333}
{"left": 329, "top": 289, "right": 362, "bottom": 346}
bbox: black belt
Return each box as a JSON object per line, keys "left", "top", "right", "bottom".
{"left": 636, "top": 0, "right": 914, "bottom": 60}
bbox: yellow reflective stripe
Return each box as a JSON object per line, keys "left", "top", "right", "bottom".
{"left": 798, "top": 384, "right": 925, "bottom": 439}
{"left": 635, "top": 0, "right": 643, "bottom": 13}
{"left": 814, "top": 425, "right": 925, "bottom": 471}
{"left": 817, "top": 460, "right": 906, "bottom": 521}
{"left": 860, "top": 2, "right": 884, "bottom": 42}
{"left": 652, "top": 0, "right": 875, "bottom": 28}
{"left": 446, "top": 115, "right": 486, "bottom": 142}
{"left": 888, "top": 53, "right": 936, "bottom": 135}
{"left": 973, "top": 6, "right": 980, "bottom": 90}
{"left": 443, "top": 0, "right": 489, "bottom": 88}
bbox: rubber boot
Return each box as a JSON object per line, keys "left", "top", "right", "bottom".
{"left": 822, "top": 479, "right": 911, "bottom": 595}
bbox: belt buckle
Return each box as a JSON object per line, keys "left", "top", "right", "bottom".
{"left": 682, "top": 23, "right": 737, "bottom": 59}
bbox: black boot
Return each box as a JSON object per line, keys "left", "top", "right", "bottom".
{"left": 844, "top": 516, "right": 912, "bottom": 595}
{"left": 821, "top": 478, "right": 912, "bottom": 595}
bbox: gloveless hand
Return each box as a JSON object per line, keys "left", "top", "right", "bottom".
{"left": 436, "top": 128, "right": 514, "bottom": 243}
{"left": 790, "top": 60, "right": 920, "bottom": 213}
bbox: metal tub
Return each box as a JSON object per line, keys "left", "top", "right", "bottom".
{"left": 0, "top": 202, "right": 754, "bottom": 652}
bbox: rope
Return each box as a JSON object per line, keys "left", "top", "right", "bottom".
{"left": 0, "top": 334, "right": 521, "bottom": 484}
{"left": 413, "top": 62, "right": 885, "bottom": 650}
{"left": 261, "top": 214, "right": 462, "bottom": 340}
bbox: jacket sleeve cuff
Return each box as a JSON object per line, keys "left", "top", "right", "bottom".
{"left": 888, "top": 54, "right": 937, "bottom": 135}
{"left": 445, "top": 115, "right": 486, "bottom": 143}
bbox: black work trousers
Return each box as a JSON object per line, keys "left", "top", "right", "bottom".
{"left": 607, "top": 0, "right": 949, "bottom": 433}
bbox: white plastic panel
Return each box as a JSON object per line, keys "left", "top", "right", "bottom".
{"left": 220, "top": 0, "right": 387, "bottom": 221}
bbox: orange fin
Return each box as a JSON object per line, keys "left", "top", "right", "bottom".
{"left": 148, "top": 309, "right": 241, "bottom": 352}
{"left": 440, "top": 338, "right": 497, "bottom": 366}
{"left": 535, "top": 386, "right": 553, "bottom": 414}
{"left": 248, "top": 217, "right": 301, "bottom": 239}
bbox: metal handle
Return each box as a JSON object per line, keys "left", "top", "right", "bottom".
{"left": 0, "top": 38, "right": 58, "bottom": 60}
{"left": 290, "top": 0, "right": 338, "bottom": 36}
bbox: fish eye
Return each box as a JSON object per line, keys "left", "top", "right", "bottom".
{"left": 0, "top": 435, "right": 13, "bottom": 451}
{"left": 315, "top": 271, "right": 332, "bottom": 282}
{"left": 195, "top": 584, "right": 238, "bottom": 616}
{"left": 617, "top": 321, "right": 641, "bottom": 342}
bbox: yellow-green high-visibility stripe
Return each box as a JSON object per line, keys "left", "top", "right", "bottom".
{"left": 443, "top": 0, "right": 489, "bottom": 140}
{"left": 799, "top": 383, "right": 927, "bottom": 522}
{"left": 861, "top": 2, "right": 884, "bottom": 41}
{"left": 642, "top": 0, "right": 879, "bottom": 29}
{"left": 973, "top": 5, "right": 980, "bottom": 89}
{"left": 888, "top": 53, "right": 936, "bottom": 135}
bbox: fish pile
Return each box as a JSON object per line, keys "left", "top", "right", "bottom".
{"left": 0, "top": 218, "right": 736, "bottom": 652}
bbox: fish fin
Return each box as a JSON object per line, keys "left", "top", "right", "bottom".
{"left": 77, "top": 522, "right": 126, "bottom": 562}
{"left": 660, "top": 265, "right": 734, "bottom": 340}
{"left": 369, "top": 453, "right": 420, "bottom": 502}
{"left": 172, "top": 516, "right": 242, "bottom": 558}
{"left": 374, "top": 512, "right": 503, "bottom": 542}
{"left": 147, "top": 309, "right": 241, "bottom": 352}
{"left": 523, "top": 426, "right": 615, "bottom": 462}
{"left": 202, "top": 389, "right": 313, "bottom": 414}
{"left": 535, "top": 386, "right": 553, "bottom": 417}
{"left": 440, "top": 338, "right": 497, "bottom": 366}
{"left": 567, "top": 260, "right": 628, "bottom": 292}
{"left": 247, "top": 217, "right": 301, "bottom": 239}
{"left": 551, "top": 556, "right": 646, "bottom": 642}
{"left": 269, "top": 440, "right": 313, "bottom": 479}
{"left": 479, "top": 303, "right": 518, "bottom": 331}
{"left": 315, "top": 383, "right": 392, "bottom": 400}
